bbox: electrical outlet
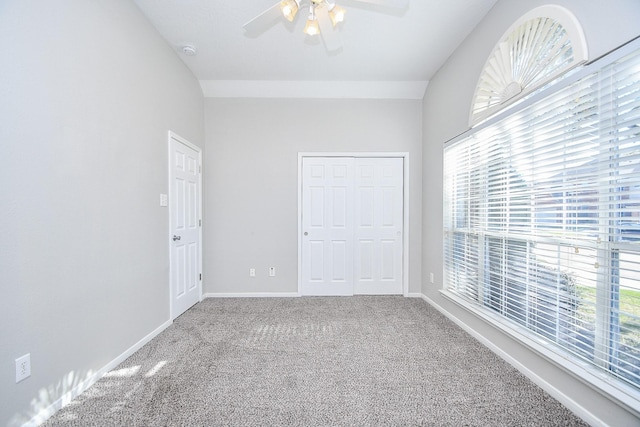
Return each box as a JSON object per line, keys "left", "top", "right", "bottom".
{"left": 269, "top": 267, "right": 276, "bottom": 277}
{"left": 15, "top": 354, "right": 31, "bottom": 383}
{"left": 249, "top": 268, "right": 256, "bottom": 277}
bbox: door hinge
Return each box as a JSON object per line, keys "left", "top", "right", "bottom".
{"left": 199, "top": 219, "right": 202, "bottom": 227}
{"left": 199, "top": 273, "right": 202, "bottom": 281}
{"left": 199, "top": 165, "right": 201, "bottom": 174}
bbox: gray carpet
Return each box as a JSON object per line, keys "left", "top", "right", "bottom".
{"left": 44, "top": 297, "right": 588, "bottom": 426}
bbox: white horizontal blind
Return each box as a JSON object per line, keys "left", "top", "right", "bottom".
{"left": 444, "top": 46, "right": 640, "bottom": 391}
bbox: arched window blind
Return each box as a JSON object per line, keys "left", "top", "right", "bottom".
{"left": 444, "top": 42, "right": 640, "bottom": 400}
{"left": 470, "top": 5, "right": 588, "bottom": 126}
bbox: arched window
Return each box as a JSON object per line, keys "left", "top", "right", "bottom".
{"left": 445, "top": 6, "right": 640, "bottom": 408}
{"left": 470, "top": 5, "right": 588, "bottom": 126}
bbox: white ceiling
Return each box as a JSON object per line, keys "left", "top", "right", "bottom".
{"left": 133, "top": 0, "right": 498, "bottom": 98}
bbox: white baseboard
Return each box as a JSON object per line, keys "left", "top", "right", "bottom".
{"left": 204, "top": 293, "right": 422, "bottom": 299}
{"left": 203, "top": 292, "right": 301, "bottom": 299}
{"left": 419, "top": 294, "right": 604, "bottom": 427}
{"left": 24, "top": 319, "right": 172, "bottom": 427}
{"left": 202, "top": 292, "right": 423, "bottom": 299}
{"left": 405, "top": 292, "right": 423, "bottom": 298}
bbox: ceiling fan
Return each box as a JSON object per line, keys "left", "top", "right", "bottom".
{"left": 243, "top": 0, "right": 409, "bottom": 52}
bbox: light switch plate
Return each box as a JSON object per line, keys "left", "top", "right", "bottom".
{"left": 159, "top": 194, "right": 168, "bottom": 207}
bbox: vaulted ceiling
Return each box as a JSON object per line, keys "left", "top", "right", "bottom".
{"left": 133, "top": 0, "right": 498, "bottom": 97}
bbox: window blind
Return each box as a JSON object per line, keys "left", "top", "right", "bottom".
{"left": 444, "top": 45, "right": 640, "bottom": 393}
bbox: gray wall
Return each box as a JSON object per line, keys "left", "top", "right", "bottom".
{"left": 204, "top": 98, "right": 422, "bottom": 296}
{"left": 422, "top": 0, "right": 640, "bottom": 425}
{"left": 0, "top": 1, "right": 204, "bottom": 425}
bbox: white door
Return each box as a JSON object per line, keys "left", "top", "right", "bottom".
{"left": 301, "top": 157, "right": 354, "bottom": 296}
{"left": 169, "top": 133, "right": 201, "bottom": 319}
{"left": 301, "top": 157, "right": 403, "bottom": 296}
{"left": 354, "top": 158, "right": 403, "bottom": 295}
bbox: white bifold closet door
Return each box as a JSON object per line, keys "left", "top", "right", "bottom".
{"left": 301, "top": 157, "right": 403, "bottom": 296}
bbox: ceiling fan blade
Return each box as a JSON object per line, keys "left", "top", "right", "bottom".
{"left": 243, "top": 2, "right": 283, "bottom": 35}
{"left": 347, "top": 0, "right": 409, "bottom": 8}
{"left": 315, "top": 4, "right": 342, "bottom": 52}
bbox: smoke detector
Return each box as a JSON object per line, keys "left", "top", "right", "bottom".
{"left": 180, "top": 45, "right": 197, "bottom": 56}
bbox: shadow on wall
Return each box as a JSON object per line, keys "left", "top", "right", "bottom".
{"left": 9, "top": 369, "right": 97, "bottom": 426}
{"left": 9, "top": 361, "right": 169, "bottom": 426}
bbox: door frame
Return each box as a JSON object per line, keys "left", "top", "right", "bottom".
{"left": 297, "top": 152, "right": 410, "bottom": 297}
{"left": 168, "top": 131, "right": 203, "bottom": 319}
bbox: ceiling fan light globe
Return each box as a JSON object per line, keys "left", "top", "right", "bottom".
{"left": 329, "top": 5, "right": 346, "bottom": 26}
{"left": 303, "top": 19, "right": 320, "bottom": 36}
{"left": 280, "top": 0, "right": 299, "bottom": 22}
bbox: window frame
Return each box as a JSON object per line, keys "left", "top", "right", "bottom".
{"left": 442, "top": 36, "right": 640, "bottom": 415}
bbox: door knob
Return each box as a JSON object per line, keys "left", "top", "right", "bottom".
{"left": 173, "top": 235, "right": 181, "bottom": 241}
{"left": 304, "top": 232, "right": 308, "bottom": 236}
